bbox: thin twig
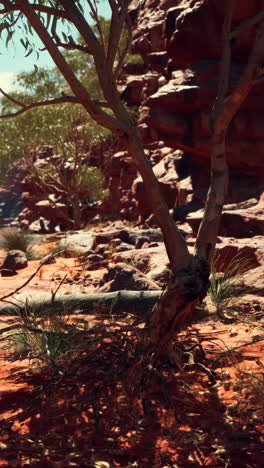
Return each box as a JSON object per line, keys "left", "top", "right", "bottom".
{"left": 51, "top": 273, "right": 68, "bottom": 303}
{"left": 0, "top": 255, "right": 54, "bottom": 302}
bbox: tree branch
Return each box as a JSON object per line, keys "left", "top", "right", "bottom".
{"left": 0, "top": 2, "right": 71, "bottom": 19}
{"left": 195, "top": 4, "right": 264, "bottom": 262}
{"left": 0, "top": 323, "right": 71, "bottom": 337}
{"left": 0, "top": 255, "right": 55, "bottom": 303}
{"left": 218, "top": 19, "right": 264, "bottom": 130}
{"left": 195, "top": 0, "right": 235, "bottom": 262}
{"left": 56, "top": 40, "right": 92, "bottom": 54}
{"left": 0, "top": 87, "right": 26, "bottom": 108}
{"left": 10, "top": 0, "right": 125, "bottom": 135}
{"left": 209, "top": 0, "right": 235, "bottom": 130}
{"left": 114, "top": 8, "right": 133, "bottom": 81}
{"left": 58, "top": 0, "right": 127, "bottom": 118}
{"left": 86, "top": 0, "right": 106, "bottom": 55}
{"left": 0, "top": 94, "right": 79, "bottom": 119}
{"left": 107, "top": 0, "right": 131, "bottom": 75}
{"left": 230, "top": 10, "right": 264, "bottom": 38}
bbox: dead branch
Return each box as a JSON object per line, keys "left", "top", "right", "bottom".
{"left": 0, "top": 255, "right": 55, "bottom": 303}
{"left": 0, "top": 317, "right": 146, "bottom": 339}
{"left": 0, "top": 290, "right": 162, "bottom": 316}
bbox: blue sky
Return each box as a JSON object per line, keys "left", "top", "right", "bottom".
{"left": 0, "top": 1, "right": 110, "bottom": 90}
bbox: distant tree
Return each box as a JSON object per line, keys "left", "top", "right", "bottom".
{"left": 0, "top": 47, "right": 110, "bottom": 180}
{"left": 26, "top": 140, "right": 108, "bottom": 230}
{"left": 1, "top": 1, "right": 264, "bottom": 357}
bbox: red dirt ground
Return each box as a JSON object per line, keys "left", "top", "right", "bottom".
{"left": 0, "top": 253, "right": 263, "bottom": 467}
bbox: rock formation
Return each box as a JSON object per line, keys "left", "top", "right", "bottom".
{"left": 1, "top": 0, "right": 264, "bottom": 234}
{"left": 118, "top": 0, "right": 264, "bottom": 216}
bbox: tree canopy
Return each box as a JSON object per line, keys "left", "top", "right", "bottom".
{"left": 0, "top": 50, "right": 110, "bottom": 181}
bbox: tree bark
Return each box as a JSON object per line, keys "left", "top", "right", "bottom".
{"left": 195, "top": 1, "right": 264, "bottom": 263}
{"left": 126, "top": 127, "right": 191, "bottom": 270}
{"left": 146, "top": 255, "right": 210, "bottom": 352}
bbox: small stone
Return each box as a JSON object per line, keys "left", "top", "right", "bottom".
{"left": 135, "top": 236, "right": 149, "bottom": 249}
{"left": 1, "top": 250, "right": 28, "bottom": 270}
{"left": 1, "top": 269, "right": 18, "bottom": 277}
{"left": 86, "top": 254, "right": 105, "bottom": 263}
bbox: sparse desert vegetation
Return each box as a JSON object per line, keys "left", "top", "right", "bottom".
{"left": 0, "top": 1, "right": 264, "bottom": 467}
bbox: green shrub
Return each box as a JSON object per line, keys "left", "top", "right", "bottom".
{"left": 1, "top": 302, "right": 88, "bottom": 370}
{"left": 125, "top": 53, "right": 144, "bottom": 65}
{"left": 208, "top": 253, "right": 252, "bottom": 320}
{"left": 0, "top": 230, "right": 34, "bottom": 253}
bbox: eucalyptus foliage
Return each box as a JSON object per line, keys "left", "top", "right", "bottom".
{"left": 0, "top": 63, "right": 110, "bottom": 182}
{"left": 0, "top": 10, "right": 115, "bottom": 181}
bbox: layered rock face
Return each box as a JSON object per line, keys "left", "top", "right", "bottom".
{"left": 117, "top": 0, "right": 264, "bottom": 216}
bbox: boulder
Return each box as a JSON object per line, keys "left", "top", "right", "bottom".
{"left": 213, "top": 236, "right": 264, "bottom": 272}
{"left": 115, "top": 243, "right": 136, "bottom": 252}
{"left": 132, "top": 153, "right": 181, "bottom": 216}
{"left": 1, "top": 269, "right": 18, "bottom": 277}
{"left": 112, "top": 245, "right": 169, "bottom": 273}
{"left": 128, "top": 228, "right": 164, "bottom": 244}
{"left": 187, "top": 200, "right": 264, "bottom": 238}
{"left": 1, "top": 250, "right": 28, "bottom": 270}
{"left": 58, "top": 231, "right": 95, "bottom": 254}
{"left": 98, "top": 262, "right": 161, "bottom": 292}
{"left": 135, "top": 236, "right": 149, "bottom": 249}
{"left": 147, "top": 264, "right": 170, "bottom": 285}
{"left": 93, "top": 227, "right": 164, "bottom": 248}
{"left": 92, "top": 229, "right": 132, "bottom": 248}
{"left": 243, "top": 264, "right": 264, "bottom": 293}
{"left": 85, "top": 253, "right": 108, "bottom": 271}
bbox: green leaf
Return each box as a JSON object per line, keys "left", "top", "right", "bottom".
{"left": 20, "top": 37, "right": 28, "bottom": 49}
{"left": 24, "top": 47, "right": 33, "bottom": 58}
{"left": 5, "top": 29, "right": 14, "bottom": 48}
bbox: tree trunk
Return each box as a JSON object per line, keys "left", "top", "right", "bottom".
{"left": 195, "top": 130, "right": 228, "bottom": 263}
{"left": 146, "top": 255, "right": 210, "bottom": 354}
{"left": 126, "top": 127, "right": 191, "bottom": 270}
{"left": 71, "top": 194, "right": 82, "bottom": 230}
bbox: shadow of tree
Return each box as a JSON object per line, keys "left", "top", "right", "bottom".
{"left": 0, "top": 331, "right": 263, "bottom": 467}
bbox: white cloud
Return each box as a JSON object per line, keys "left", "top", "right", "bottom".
{"left": 0, "top": 72, "right": 16, "bottom": 92}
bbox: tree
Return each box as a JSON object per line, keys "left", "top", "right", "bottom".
{"left": 0, "top": 48, "right": 110, "bottom": 180}
{"left": 26, "top": 140, "right": 109, "bottom": 230}
{"left": 1, "top": 1, "right": 264, "bottom": 358}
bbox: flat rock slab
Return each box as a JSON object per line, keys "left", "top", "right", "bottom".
{"left": 1, "top": 250, "right": 28, "bottom": 270}
{"left": 58, "top": 231, "right": 95, "bottom": 254}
